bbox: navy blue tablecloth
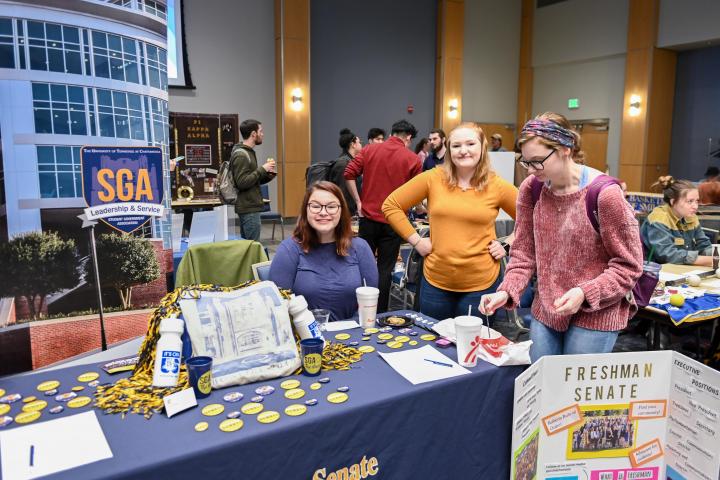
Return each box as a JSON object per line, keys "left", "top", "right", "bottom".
{"left": 0, "top": 311, "right": 524, "bottom": 479}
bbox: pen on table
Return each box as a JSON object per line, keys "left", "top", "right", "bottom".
{"left": 424, "top": 358, "right": 453, "bottom": 368}
{"left": 30, "top": 445, "right": 34, "bottom": 467}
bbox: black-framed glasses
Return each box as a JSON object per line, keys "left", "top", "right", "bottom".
{"left": 517, "top": 149, "right": 555, "bottom": 170}
{"left": 308, "top": 202, "right": 341, "bottom": 215}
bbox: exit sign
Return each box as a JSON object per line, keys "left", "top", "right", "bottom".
{"left": 568, "top": 98, "right": 580, "bottom": 109}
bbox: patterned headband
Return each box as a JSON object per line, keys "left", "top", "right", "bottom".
{"left": 520, "top": 119, "right": 575, "bottom": 149}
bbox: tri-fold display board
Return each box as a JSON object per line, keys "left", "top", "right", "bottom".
{"left": 512, "top": 351, "right": 720, "bottom": 480}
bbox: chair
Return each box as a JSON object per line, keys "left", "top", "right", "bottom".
{"left": 251, "top": 261, "right": 272, "bottom": 281}
{"left": 174, "top": 239, "right": 268, "bottom": 288}
{"left": 390, "top": 228, "right": 430, "bottom": 309}
{"left": 260, "top": 184, "right": 285, "bottom": 240}
{"left": 499, "top": 254, "right": 529, "bottom": 340}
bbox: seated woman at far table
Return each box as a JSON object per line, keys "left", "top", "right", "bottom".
{"left": 269, "top": 181, "right": 378, "bottom": 321}
{"left": 640, "top": 176, "right": 713, "bottom": 265}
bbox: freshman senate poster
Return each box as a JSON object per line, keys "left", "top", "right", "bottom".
{"left": 511, "top": 351, "right": 720, "bottom": 480}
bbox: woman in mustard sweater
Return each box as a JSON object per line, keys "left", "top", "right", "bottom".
{"left": 382, "top": 123, "right": 518, "bottom": 321}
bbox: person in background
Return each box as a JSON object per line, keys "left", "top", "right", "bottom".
{"left": 345, "top": 119, "right": 421, "bottom": 313}
{"left": 329, "top": 128, "right": 362, "bottom": 215}
{"left": 479, "top": 112, "right": 643, "bottom": 361}
{"left": 698, "top": 169, "right": 720, "bottom": 205}
{"left": 383, "top": 122, "right": 518, "bottom": 321}
{"left": 231, "top": 119, "right": 276, "bottom": 241}
{"left": 423, "top": 128, "right": 446, "bottom": 171}
{"left": 698, "top": 166, "right": 719, "bottom": 184}
{"left": 641, "top": 176, "right": 713, "bottom": 265}
{"left": 269, "top": 182, "right": 378, "bottom": 321}
{"left": 490, "top": 133, "right": 507, "bottom": 152}
{"left": 415, "top": 137, "right": 430, "bottom": 167}
{"left": 367, "top": 127, "right": 386, "bottom": 144}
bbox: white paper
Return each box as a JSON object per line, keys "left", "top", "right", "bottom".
{"left": 164, "top": 387, "right": 197, "bottom": 418}
{"left": 659, "top": 272, "right": 684, "bottom": 282}
{"left": 0, "top": 411, "right": 113, "bottom": 480}
{"left": 324, "top": 320, "right": 360, "bottom": 332}
{"left": 378, "top": 344, "right": 470, "bottom": 385}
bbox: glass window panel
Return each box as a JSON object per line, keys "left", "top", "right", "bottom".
{"left": 27, "top": 21, "right": 44, "bottom": 39}
{"left": 88, "top": 110, "right": 96, "bottom": 136}
{"left": 70, "top": 110, "right": 86, "bottom": 135}
{"left": 39, "top": 173, "right": 57, "bottom": 198}
{"left": 122, "top": 38, "right": 136, "bottom": 55}
{"left": 45, "top": 23, "right": 61, "bottom": 41}
{"left": 93, "top": 54, "right": 109, "bottom": 78}
{"left": 47, "top": 48, "right": 64, "bottom": 72}
{"left": 53, "top": 110, "right": 69, "bottom": 134}
{"left": 127, "top": 93, "right": 141, "bottom": 111}
{"left": 96, "top": 89, "right": 112, "bottom": 106}
{"left": 56, "top": 164, "right": 73, "bottom": 172}
{"left": 28, "top": 38, "right": 44, "bottom": 47}
{"left": 34, "top": 109, "right": 52, "bottom": 133}
{"left": 148, "top": 68, "right": 160, "bottom": 89}
{"left": 32, "top": 83, "right": 49, "bottom": 100}
{"left": 37, "top": 146, "right": 54, "bottom": 164}
{"left": 108, "top": 34, "right": 121, "bottom": 52}
{"left": 51, "top": 102, "right": 67, "bottom": 110}
{"left": 55, "top": 147, "right": 71, "bottom": 163}
{"left": 110, "top": 57, "right": 123, "bottom": 80}
{"left": 68, "top": 86, "right": 84, "bottom": 104}
{"left": 65, "top": 51, "right": 81, "bottom": 73}
{"left": 112, "top": 91, "right": 126, "bottom": 108}
{"left": 29, "top": 46, "right": 47, "bottom": 70}
{"left": 50, "top": 84, "right": 66, "bottom": 101}
{"left": 17, "top": 19, "right": 23, "bottom": 36}
{"left": 130, "top": 116, "right": 144, "bottom": 140}
{"left": 0, "top": 19, "right": 12, "bottom": 36}
{"left": 57, "top": 173, "right": 75, "bottom": 197}
{"left": 92, "top": 31, "right": 106, "bottom": 48}
{"left": 72, "top": 147, "right": 81, "bottom": 163}
{"left": 0, "top": 45, "right": 14, "bottom": 68}
{"left": 33, "top": 100, "right": 50, "bottom": 109}
{"left": 115, "top": 116, "right": 130, "bottom": 138}
{"left": 18, "top": 44, "right": 25, "bottom": 69}
{"left": 63, "top": 26, "right": 79, "bottom": 44}
{"left": 125, "top": 61, "right": 139, "bottom": 83}
{"left": 38, "top": 164, "right": 54, "bottom": 171}
{"left": 99, "top": 113, "right": 114, "bottom": 137}
{"left": 75, "top": 174, "right": 82, "bottom": 196}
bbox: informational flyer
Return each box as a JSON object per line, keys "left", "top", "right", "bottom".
{"left": 510, "top": 351, "right": 720, "bottom": 480}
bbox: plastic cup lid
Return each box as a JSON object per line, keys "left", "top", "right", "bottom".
{"left": 454, "top": 315, "right": 483, "bottom": 327}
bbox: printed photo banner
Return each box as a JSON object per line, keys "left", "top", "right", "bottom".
{"left": 81, "top": 146, "right": 165, "bottom": 233}
{"left": 511, "top": 351, "right": 720, "bottom": 480}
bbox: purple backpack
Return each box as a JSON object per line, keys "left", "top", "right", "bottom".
{"left": 529, "top": 175, "right": 657, "bottom": 308}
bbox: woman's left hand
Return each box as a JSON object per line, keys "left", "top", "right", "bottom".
{"left": 488, "top": 240, "right": 507, "bottom": 260}
{"left": 553, "top": 287, "right": 585, "bottom": 315}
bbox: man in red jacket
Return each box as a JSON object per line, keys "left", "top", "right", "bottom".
{"left": 344, "top": 120, "right": 421, "bottom": 312}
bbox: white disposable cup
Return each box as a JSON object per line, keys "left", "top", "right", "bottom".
{"left": 454, "top": 315, "right": 485, "bottom": 367}
{"left": 356, "top": 286, "right": 379, "bottom": 328}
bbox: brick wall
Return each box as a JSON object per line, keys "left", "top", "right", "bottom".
{"left": 28, "top": 308, "right": 152, "bottom": 369}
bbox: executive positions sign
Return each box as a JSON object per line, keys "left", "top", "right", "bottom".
{"left": 81, "top": 146, "right": 165, "bottom": 234}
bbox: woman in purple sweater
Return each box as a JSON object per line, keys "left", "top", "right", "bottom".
{"left": 479, "top": 113, "right": 643, "bottom": 361}
{"left": 270, "top": 181, "right": 378, "bottom": 321}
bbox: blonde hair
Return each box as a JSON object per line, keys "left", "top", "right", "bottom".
{"left": 441, "top": 122, "right": 493, "bottom": 191}
{"left": 517, "top": 112, "right": 586, "bottom": 164}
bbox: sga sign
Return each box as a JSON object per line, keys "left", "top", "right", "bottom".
{"left": 81, "top": 146, "right": 165, "bottom": 233}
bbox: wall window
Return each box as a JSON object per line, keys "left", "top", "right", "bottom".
{"left": 37, "top": 145, "right": 82, "bottom": 198}
{"left": 91, "top": 31, "right": 140, "bottom": 84}
{"left": 0, "top": 18, "right": 14, "bottom": 68}
{"left": 27, "top": 20, "right": 82, "bottom": 75}
{"left": 141, "top": 0, "right": 167, "bottom": 20}
{"left": 32, "top": 83, "right": 88, "bottom": 135}
{"left": 145, "top": 43, "right": 167, "bottom": 91}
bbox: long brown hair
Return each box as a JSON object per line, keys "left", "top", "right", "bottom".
{"left": 441, "top": 122, "right": 493, "bottom": 191}
{"left": 293, "top": 181, "right": 353, "bottom": 256}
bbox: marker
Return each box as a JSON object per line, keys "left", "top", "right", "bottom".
{"left": 30, "top": 445, "right": 34, "bottom": 467}
{"left": 424, "top": 358, "right": 453, "bottom": 368}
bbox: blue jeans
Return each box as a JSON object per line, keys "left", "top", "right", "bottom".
{"left": 419, "top": 273, "right": 501, "bottom": 324}
{"left": 529, "top": 320, "right": 619, "bottom": 362}
{"left": 238, "top": 212, "right": 261, "bottom": 241}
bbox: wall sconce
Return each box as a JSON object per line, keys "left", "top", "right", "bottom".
{"left": 628, "top": 94, "right": 642, "bottom": 117}
{"left": 290, "top": 88, "right": 303, "bottom": 111}
{"left": 448, "top": 98, "right": 459, "bottom": 119}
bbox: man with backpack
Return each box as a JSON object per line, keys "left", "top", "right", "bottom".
{"left": 230, "top": 119, "right": 276, "bottom": 241}
{"left": 344, "top": 119, "right": 422, "bottom": 313}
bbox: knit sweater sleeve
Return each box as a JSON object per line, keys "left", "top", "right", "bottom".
{"left": 497, "top": 176, "right": 536, "bottom": 308}
{"left": 577, "top": 185, "right": 644, "bottom": 311}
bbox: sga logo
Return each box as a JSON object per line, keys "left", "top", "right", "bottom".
{"left": 81, "top": 146, "right": 165, "bottom": 233}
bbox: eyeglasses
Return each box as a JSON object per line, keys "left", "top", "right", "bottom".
{"left": 517, "top": 149, "right": 555, "bottom": 170}
{"left": 307, "top": 202, "right": 341, "bottom": 215}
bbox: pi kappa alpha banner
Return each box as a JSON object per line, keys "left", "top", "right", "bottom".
{"left": 511, "top": 351, "right": 720, "bottom": 480}
{"left": 81, "top": 146, "right": 165, "bottom": 233}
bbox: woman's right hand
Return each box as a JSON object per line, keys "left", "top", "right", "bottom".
{"left": 414, "top": 237, "right": 432, "bottom": 257}
{"left": 479, "top": 291, "right": 509, "bottom": 315}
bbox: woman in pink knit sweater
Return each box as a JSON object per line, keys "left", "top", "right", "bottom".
{"left": 479, "top": 113, "right": 643, "bottom": 361}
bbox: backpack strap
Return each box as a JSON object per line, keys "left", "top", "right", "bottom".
{"left": 530, "top": 176, "right": 544, "bottom": 206}
{"left": 585, "top": 174, "right": 622, "bottom": 233}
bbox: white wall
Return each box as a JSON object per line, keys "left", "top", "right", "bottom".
{"left": 168, "top": 0, "right": 278, "bottom": 210}
{"left": 530, "top": 0, "right": 628, "bottom": 176}
{"left": 462, "top": 0, "right": 521, "bottom": 124}
{"left": 658, "top": 0, "right": 720, "bottom": 49}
